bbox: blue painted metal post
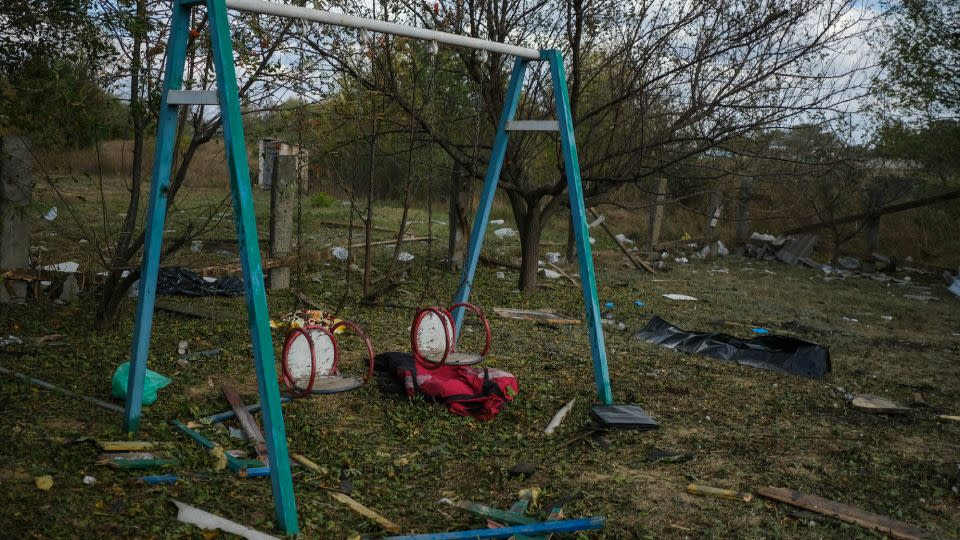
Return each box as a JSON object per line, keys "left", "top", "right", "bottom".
{"left": 544, "top": 49, "right": 613, "bottom": 405}
{"left": 206, "top": 0, "right": 298, "bottom": 533}
{"left": 451, "top": 58, "right": 528, "bottom": 334}
{"left": 122, "top": 2, "right": 192, "bottom": 434}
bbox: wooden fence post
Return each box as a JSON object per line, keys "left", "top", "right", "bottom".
{"left": 0, "top": 136, "right": 32, "bottom": 303}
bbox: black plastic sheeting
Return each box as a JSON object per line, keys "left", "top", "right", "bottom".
{"left": 156, "top": 267, "right": 245, "bottom": 297}
{"left": 635, "top": 316, "right": 831, "bottom": 379}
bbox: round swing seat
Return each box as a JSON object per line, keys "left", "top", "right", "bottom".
{"left": 421, "top": 351, "right": 484, "bottom": 366}
{"left": 288, "top": 375, "right": 365, "bottom": 395}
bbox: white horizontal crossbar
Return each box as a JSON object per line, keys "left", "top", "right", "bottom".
{"left": 167, "top": 90, "right": 219, "bottom": 105}
{"left": 506, "top": 120, "right": 559, "bottom": 131}
{"left": 224, "top": 0, "right": 541, "bottom": 60}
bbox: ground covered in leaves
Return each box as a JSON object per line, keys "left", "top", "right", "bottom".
{"left": 1, "top": 186, "right": 959, "bottom": 538}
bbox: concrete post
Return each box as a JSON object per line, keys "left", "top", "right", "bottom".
{"left": 735, "top": 177, "right": 752, "bottom": 255}
{"left": 269, "top": 154, "right": 296, "bottom": 289}
{"left": 0, "top": 136, "right": 33, "bottom": 303}
{"left": 647, "top": 178, "right": 667, "bottom": 249}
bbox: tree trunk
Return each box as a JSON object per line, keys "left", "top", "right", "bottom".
{"left": 735, "top": 177, "right": 752, "bottom": 255}
{"left": 446, "top": 161, "right": 469, "bottom": 272}
{"left": 517, "top": 207, "right": 542, "bottom": 292}
{"left": 565, "top": 212, "right": 576, "bottom": 261}
{"left": 648, "top": 178, "right": 667, "bottom": 248}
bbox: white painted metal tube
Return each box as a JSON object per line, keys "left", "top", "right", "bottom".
{"left": 224, "top": 0, "right": 541, "bottom": 60}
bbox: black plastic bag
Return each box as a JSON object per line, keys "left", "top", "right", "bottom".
{"left": 635, "top": 316, "right": 830, "bottom": 379}
{"left": 156, "top": 267, "right": 245, "bottom": 297}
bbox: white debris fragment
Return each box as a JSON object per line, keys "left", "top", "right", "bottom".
{"left": 881, "top": 315, "right": 893, "bottom": 321}
{"left": 541, "top": 268, "right": 561, "bottom": 279}
{"left": 715, "top": 240, "right": 729, "bottom": 256}
{"left": 545, "top": 252, "right": 562, "bottom": 264}
{"left": 172, "top": 500, "right": 279, "bottom": 540}
{"left": 43, "top": 207, "right": 58, "bottom": 221}
{"left": 489, "top": 219, "right": 505, "bottom": 225}
{"left": 493, "top": 227, "right": 516, "bottom": 238}
{"left": 615, "top": 233, "right": 634, "bottom": 245}
{"left": 42, "top": 261, "right": 80, "bottom": 273}
{"left": 191, "top": 240, "right": 203, "bottom": 253}
{"left": 82, "top": 475, "right": 97, "bottom": 486}
{"left": 495, "top": 272, "right": 506, "bottom": 280}
{"left": 750, "top": 232, "right": 776, "bottom": 242}
{"left": 674, "top": 257, "right": 688, "bottom": 264}
{"left": 397, "top": 251, "right": 415, "bottom": 262}
{"left": 842, "top": 316, "right": 859, "bottom": 323}
{"left": 662, "top": 293, "right": 698, "bottom": 301}
{"left": 330, "top": 247, "right": 349, "bottom": 261}
{"left": 588, "top": 214, "right": 606, "bottom": 228}
{"left": 589, "top": 237, "right": 596, "bottom": 245}
{"left": 202, "top": 276, "right": 217, "bottom": 283}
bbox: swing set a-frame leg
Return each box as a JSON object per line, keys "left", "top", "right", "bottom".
{"left": 122, "top": 0, "right": 298, "bottom": 534}
{"left": 450, "top": 51, "right": 613, "bottom": 406}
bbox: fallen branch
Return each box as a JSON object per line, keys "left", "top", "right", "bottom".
{"left": 587, "top": 209, "right": 655, "bottom": 274}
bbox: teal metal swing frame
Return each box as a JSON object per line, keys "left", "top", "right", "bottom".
{"left": 122, "top": 0, "right": 612, "bottom": 533}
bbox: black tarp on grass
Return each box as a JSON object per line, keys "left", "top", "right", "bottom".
{"left": 635, "top": 316, "right": 831, "bottom": 379}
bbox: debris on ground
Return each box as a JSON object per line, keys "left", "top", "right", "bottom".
{"left": 850, "top": 394, "right": 910, "bottom": 415}
{"left": 493, "top": 308, "right": 580, "bottom": 325}
{"left": 493, "top": 227, "right": 516, "bottom": 238}
{"left": 589, "top": 404, "right": 658, "bottom": 430}
{"left": 507, "top": 462, "right": 538, "bottom": 479}
{"left": 156, "top": 267, "right": 244, "bottom": 297}
{"left": 635, "top": 316, "right": 831, "bottom": 379}
{"left": 110, "top": 362, "right": 172, "bottom": 406}
{"left": 35, "top": 475, "right": 53, "bottom": 491}
{"left": 647, "top": 448, "right": 694, "bottom": 463}
{"left": 755, "top": 486, "right": 931, "bottom": 540}
{"left": 329, "top": 491, "right": 400, "bottom": 532}
{"left": 0, "top": 365, "right": 124, "bottom": 413}
{"left": 82, "top": 475, "right": 96, "bottom": 486}
{"left": 686, "top": 484, "right": 752, "bottom": 502}
{"left": 172, "top": 499, "right": 278, "bottom": 540}
{"left": 662, "top": 293, "right": 698, "bottom": 301}
{"left": 544, "top": 398, "right": 576, "bottom": 436}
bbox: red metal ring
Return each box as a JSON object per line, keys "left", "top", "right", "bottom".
{"left": 281, "top": 326, "right": 316, "bottom": 398}
{"left": 449, "top": 302, "right": 491, "bottom": 357}
{"left": 330, "top": 320, "right": 375, "bottom": 384}
{"left": 411, "top": 306, "right": 451, "bottom": 369}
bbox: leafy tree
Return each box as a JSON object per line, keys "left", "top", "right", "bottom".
{"left": 881, "top": 0, "right": 960, "bottom": 116}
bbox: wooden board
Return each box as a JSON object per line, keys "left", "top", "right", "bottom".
{"left": 755, "top": 486, "right": 930, "bottom": 540}
{"left": 329, "top": 492, "right": 400, "bottom": 532}
{"left": 851, "top": 394, "right": 910, "bottom": 415}
{"left": 493, "top": 308, "right": 580, "bottom": 325}
{"left": 221, "top": 384, "right": 268, "bottom": 461}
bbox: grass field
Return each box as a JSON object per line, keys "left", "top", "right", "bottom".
{"left": 1, "top": 175, "right": 958, "bottom": 538}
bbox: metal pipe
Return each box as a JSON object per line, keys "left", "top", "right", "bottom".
{"left": 224, "top": 0, "right": 541, "bottom": 60}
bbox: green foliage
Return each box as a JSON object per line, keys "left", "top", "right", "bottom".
{"left": 875, "top": 119, "right": 960, "bottom": 179}
{"left": 310, "top": 191, "right": 336, "bottom": 208}
{"left": 881, "top": 0, "right": 960, "bottom": 115}
{"left": 0, "top": 0, "right": 124, "bottom": 148}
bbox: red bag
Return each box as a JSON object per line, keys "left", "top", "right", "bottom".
{"left": 376, "top": 353, "right": 518, "bottom": 420}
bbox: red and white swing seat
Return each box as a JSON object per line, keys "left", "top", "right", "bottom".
{"left": 280, "top": 320, "right": 375, "bottom": 397}
{"left": 411, "top": 302, "right": 491, "bottom": 368}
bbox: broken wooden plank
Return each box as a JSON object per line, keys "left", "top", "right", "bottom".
{"left": 329, "top": 491, "right": 401, "bottom": 533}
{"left": 383, "top": 517, "right": 605, "bottom": 539}
{"left": 0, "top": 365, "right": 125, "bottom": 413}
{"left": 221, "top": 384, "right": 268, "bottom": 461}
{"left": 755, "top": 486, "right": 930, "bottom": 540}
{"left": 687, "top": 484, "right": 752, "bottom": 502}
{"left": 544, "top": 398, "right": 576, "bottom": 435}
{"left": 155, "top": 300, "right": 246, "bottom": 321}
{"left": 587, "top": 209, "right": 655, "bottom": 274}
{"left": 444, "top": 499, "right": 538, "bottom": 525}
{"left": 851, "top": 394, "right": 910, "bottom": 415}
{"left": 493, "top": 308, "right": 580, "bottom": 325}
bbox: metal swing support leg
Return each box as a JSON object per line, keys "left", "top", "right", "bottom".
{"left": 451, "top": 51, "right": 614, "bottom": 406}
{"left": 121, "top": 0, "right": 298, "bottom": 534}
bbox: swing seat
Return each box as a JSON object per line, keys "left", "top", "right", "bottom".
{"left": 281, "top": 321, "right": 375, "bottom": 397}
{"left": 421, "top": 351, "right": 484, "bottom": 366}
{"left": 412, "top": 303, "right": 491, "bottom": 369}
{"left": 288, "top": 375, "right": 365, "bottom": 395}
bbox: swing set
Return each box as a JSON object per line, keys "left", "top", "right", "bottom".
{"left": 123, "top": 0, "right": 641, "bottom": 533}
